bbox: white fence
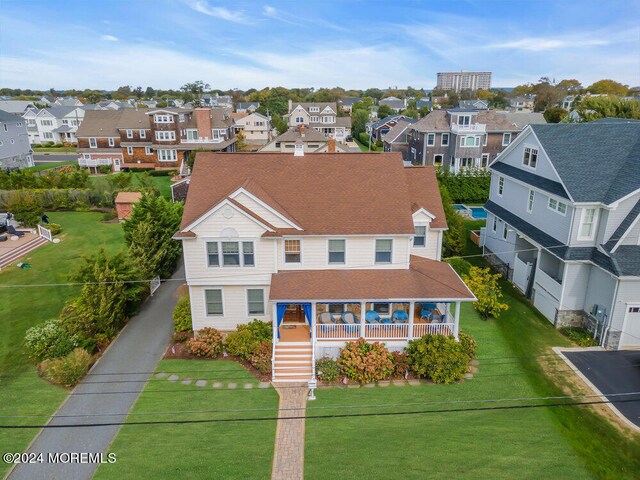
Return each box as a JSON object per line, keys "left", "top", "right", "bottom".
{"left": 37, "top": 224, "right": 52, "bottom": 242}
{"left": 315, "top": 322, "right": 454, "bottom": 341}
{"left": 150, "top": 275, "right": 161, "bottom": 296}
{"left": 78, "top": 158, "right": 113, "bottom": 167}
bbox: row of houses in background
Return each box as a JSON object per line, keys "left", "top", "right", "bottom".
{"left": 0, "top": 110, "right": 33, "bottom": 169}
{"left": 285, "top": 101, "right": 352, "bottom": 142}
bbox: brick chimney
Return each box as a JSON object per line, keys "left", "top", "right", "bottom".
{"left": 195, "top": 107, "right": 211, "bottom": 140}
{"left": 300, "top": 124, "right": 305, "bottom": 137}
{"left": 328, "top": 137, "right": 336, "bottom": 153}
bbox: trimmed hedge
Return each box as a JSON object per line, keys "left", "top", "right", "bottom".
{"left": 173, "top": 294, "right": 192, "bottom": 332}
{"left": 407, "top": 334, "right": 471, "bottom": 384}
{"left": 436, "top": 168, "right": 490, "bottom": 204}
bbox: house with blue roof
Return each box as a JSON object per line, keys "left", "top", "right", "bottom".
{"left": 483, "top": 119, "right": 640, "bottom": 349}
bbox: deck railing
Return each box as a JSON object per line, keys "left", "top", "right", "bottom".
{"left": 412, "top": 323, "right": 454, "bottom": 337}
{"left": 315, "top": 322, "right": 454, "bottom": 341}
{"left": 316, "top": 324, "right": 360, "bottom": 340}
{"left": 365, "top": 323, "right": 409, "bottom": 339}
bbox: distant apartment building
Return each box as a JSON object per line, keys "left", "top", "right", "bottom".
{"left": 285, "top": 101, "right": 351, "bottom": 142}
{"left": 75, "top": 107, "right": 236, "bottom": 172}
{"left": 0, "top": 109, "right": 33, "bottom": 169}
{"left": 436, "top": 71, "right": 492, "bottom": 92}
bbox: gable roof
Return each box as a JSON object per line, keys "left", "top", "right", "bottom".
{"left": 369, "top": 114, "right": 409, "bottom": 130}
{"left": 0, "top": 109, "right": 22, "bottom": 123}
{"left": 404, "top": 167, "right": 447, "bottom": 229}
{"left": 530, "top": 121, "right": 640, "bottom": 204}
{"left": 75, "top": 110, "right": 123, "bottom": 137}
{"left": 379, "top": 97, "right": 405, "bottom": 108}
{"left": 339, "top": 97, "right": 363, "bottom": 106}
{"left": 382, "top": 119, "right": 416, "bottom": 144}
{"left": 289, "top": 102, "right": 337, "bottom": 114}
{"left": 180, "top": 152, "right": 421, "bottom": 235}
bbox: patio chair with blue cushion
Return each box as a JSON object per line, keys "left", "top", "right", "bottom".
{"left": 6, "top": 225, "right": 25, "bottom": 237}
{"left": 392, "top": 310, "right": 409, "bottom": 323}
{"left": 365, "top": 310, "right": 381, "bottom": 323}
{"left": 341, "top": 312, "right": 359, "bottom": 333}
{"left": 319, "top": 312, "right": 336, "bottom": 324}
{"left": 430, "top": 313, "right": 444, "bottom": 324}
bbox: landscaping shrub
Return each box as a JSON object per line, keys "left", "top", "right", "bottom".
{"left": 24, "top": 319, "right": 80, "bottom": 362}
{"left": 458, "top": 330, "right": 478, "bottom": 360}
{"left": 249, "top": 341, "right": 273, "bottom": 375}
{"left": 463, "top": 266, "right": 509, "bottom": 319}
{"left": 172, "top": 331, "right": 191, "bottom": 343}
{"left": 391, "top": 351, "right": 410, "bottom": 378}
{"left": 316, "top": 356, "right": 341, "bottom": 382}
{"left": 439, "top": 185, "right": 466, "bottom": 256}
{"left": 445, "top": 257, "right": 472, "bottom": 277}
{"left": 243, "top": 319, "right": 272, "bottom": 343}
{"left": 436, "top": 168, "right": 491, "bottom": 204}
{"left": 559, "top": 327, "right": 599, "bottom": 347}
{"left": 148, "top": 170, "right": 176, "bottom": 177}
{"left": 173, "top": 294, "right": 192, "bottom": 333}
{"left": 38, "top": 348, "right": 92, "bottom": 387}
{"left": 187, "top": 327, "right": 224, "bottom": 358}
{"left": 224, "top": 329, "right": 260, "bottom": 360}
{"left": 407, "top": 334, "right": 470, "bottom": 384}
{"left": 98, "top": 165, "right": 112, "bottom": 174}
{"left": 338, "top": 339, "right": 394, "bottom": 384}
{"left": 45, "top": 223, "right": 62, "bottom": 235}
{"left": 0, "top": 167, "right": 89, "bottom": 190}
{"left": 5, "top": 190, "right": 44, "bottom": 227}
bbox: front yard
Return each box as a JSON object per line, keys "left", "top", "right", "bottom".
{"left": 0, "top": 212, "right": 124, "bottom": 475}
{"left": 94, "top": 360, "right": 279, "bottom": 480}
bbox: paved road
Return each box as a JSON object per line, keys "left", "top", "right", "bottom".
{"left": 564, "top": 350, "right": 640, "bottom": 428}
{"left": 8, "top": 262, "right": 184, "bottom": 480}
{"left": 33, "top": 154, "right": 78, "bottom": 164}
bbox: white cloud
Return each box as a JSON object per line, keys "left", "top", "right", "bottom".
{"left": 187, "top": 1, "right": 253, "bottom": 24}
{"left": 100, "top": 34, "right": 118, "bottom": 42}
{"left": 263, "top": 5, "right": 277, "bottom": 17}
{"left": 485, "top": 37, "right": 609, "bottom": 52}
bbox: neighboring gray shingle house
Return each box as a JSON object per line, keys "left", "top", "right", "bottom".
{"left": 483, "top": 119, "right": 640, "bottom": 349}
{"left": 378, "top": 96, "right": 406, "bottom": 112}
{"left": 338, "top": 97, "right": 363, "bottom": 112}
{"left": 382, "top": 119, "right": 417, "bottom": 161}
{"left": 22, "top": 106, "right": 86, "bottom": 144}
{"left": 458, "top": 99, "right": 489, "bottom": 110}
{"left": 0, "top": 109, "right": 33, "bottom": 169}
{"left": 0, "top": 100, "right": 37, "bottom": 115}
{"left": 236, "top": 102, "right": 259, "bottom": 113}
{"left": 366, "top": 114, "right": 414, "bottom": 142}
{"left": 416, "top": 98, "right": 432, "bottom": 110}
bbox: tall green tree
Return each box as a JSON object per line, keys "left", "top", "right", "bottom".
{"left": 585, "top": 79, "right": 629, "bottom": 96}
{"left": 574, "top": 96, "right": 640, "bottom": 121}
{"left": 351, "top": 109, "right": 369, "bottom": 137}
{"left": 376, "top": 104, "right": 394, "bottom": 119}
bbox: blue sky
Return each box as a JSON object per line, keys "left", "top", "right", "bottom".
{"left": 1, "top": 0, "right": 639, "bottom": 90}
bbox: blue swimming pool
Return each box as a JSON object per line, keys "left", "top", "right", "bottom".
{"left": 469, "top": 207, "right": 487, "bottom": 219}
{"left": 452, "top": 204, "right": 466, "bottom": 211}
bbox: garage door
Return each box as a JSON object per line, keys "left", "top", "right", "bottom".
{"left": 620, "top": 306, "right": 640, "bottom": 348}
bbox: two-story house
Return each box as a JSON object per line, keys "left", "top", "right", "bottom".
{"left": 483, "top": 120, "right": 640, "bottom": 349}
{"left": 405, "top": 109, "right": 546, "bottom": 170}
{"left": 285, "top": 101, "right": 352, "bottom": 143}
{"left": 382, "top": 119, "right": 417, "bottom": 160}
{"left": 338, "top": 97, "right": 363, "bottom": 113}
{"left": 379, "top": 96, "right": 406, "bottom": 112}
{"left": 235, "top": 102, "right": 260, "bottom": 113}
{"left": 259, "top": 125, "right": 349, "bottom": 153}
{"left": 508, "top": 96, "right": 535, "bottom": 112}
{"left": 367, "top": 114, "right": 414, "bottom": 142}
{"left": 173, "top": 152, "right": 475, "bottom": 381}
{"left": 22, "top": 107, "right": 86, "bottom": 145}
{"left": 76, "top": 107, "right": 236, "bottom": 172}
{"left": 0, "top": 109, "right": 33, "bottom": 169}
{"left": 231, "top": 111, "right": 271, "bottom": 144}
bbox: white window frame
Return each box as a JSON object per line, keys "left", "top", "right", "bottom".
{"left": 140, "top": 129, "right": 146, "bottom": 139}
{"left": 441, "top": 133, "right": 449, "bottom": 146}
{"left": 178, "top": 114, "right": 185, "bottom": 122}
{"left": 310, "top": 116, "right": 319, "bottom": 123}
{"left": 481, "top": 153, "right": 490, "bottom": 168}
{"left": 527, "top": 189, "right": 535, "bottom": 213}
{"left": 427, "top": 133, "right": 435, "bottom": 146}
{"left": 547, "top": 197, "right": 568, "bottom": 216}
{"left": 127, "top": 146, "right": 133, "bottom": 155}
{"left": 157, "top": 149, "right": 177, "bottom": 162}
{"left": 206, "top": 240, "right": 255, "bottom": 268}
{"left": 523, "top": 146, "right": 538, "bottom": 169}
{"left": 89, "top": 137, "right": 97, "bottom": 148}
{"left": 497, "top": 176, "right": 504, "bottom": 196}
{"left": 457, "top": 115, "right": 471, "bottom": 126}
{"left": 375, "top": 238, "right": 393, "bottom": 264}
{"left": 577, "top": 208, "right": 599, "bottom": 241}
{"left": 246, "top": 288, "right": 266, "bottom": 316}
{"left": 126, "top": 129, "right": 133, "bottom": 139}
{"left": 108, "top": 137, "right": 115, "bottom": 147}
{"left": 433, "top": 154, "right": 443, "bottom": 166}
{"left": 155, "top": 130, "right": 176, "bottom": 141}
{"left": 503, "top": 223, "right": 509, "bottom": 240}
{"left": 284, "top": 239, "right": 302, "bottom": 264}
{"left": 43, "top": 132, "right": 54, "bottom": 140}
{"left": 328, "top": 239, "right": 346, "bottom": 264}
{"left": 309, "top": 107, "right": 320, "bottom": 113}
{"left": 204, "top": 289, "right": 224, "bottom": 316}
{"left": 502, "top": 132, "right": 512, "bottom": 146}
{"left": 413, "top": 225, "right": 427, "bottom": 248}
{"left": 492, "top": 216, "right": 498, "bottom": 232}
{"left": 145, "top": 146, "right": 152, "bottom": 155}
{"left": 186, "top": 129, "right": 198, "bottom": 140}
{"left": 154, "top": 114, "right": 173, "bottom": 123}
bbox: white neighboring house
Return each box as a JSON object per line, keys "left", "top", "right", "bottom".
{"left": 0, "top": 109, "right": 33, "bottom": 169}
{"left": 232, "top": 112, "right": 271, "bottom": 144}
{"left": 22, "top": 107, "right": 85, "bottom": 145}
{"left": 174, "top": 151, "right": 474, "bottom": 381}
{"left": 284, "top": 101, "right": 352, "bottom": 143}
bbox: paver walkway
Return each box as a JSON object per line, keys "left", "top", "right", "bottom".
{"left": 272, "top": 383, "right": 309, "bottom": 480}
{"left": 8, "top": 263, "right": 185, "bottom": 480}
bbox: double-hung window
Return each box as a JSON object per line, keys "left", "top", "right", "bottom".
{"left": 441, "top": 133, "right": 449, "bottom": 146}
{"left": 502, "top": 132, "right": 512, "bottom": 146}
{"left": 126, "top": 129, "right": 133, "bottom": 139}
{"left": 89, "top": 137, "right": 97, "bottom": 148}
{"left": 310, "top": 116, "right": 319, "bottom": 123}
{"left": 497, "top": 176, "right": 504, "bottom": 196}
{"left": 158, "top": 149, "right": 177, "bottom": 162}
{"left": 108, "top": 138, "right": 115, "bottom": 147}
{"left": 127, "top": 146, "right": 133, "bottom": 155}
{"left": 247, "top": 289, "right": 265, "bottom": 315}
{"left": 222, "top": 242, "right": 240, "bottom": 266}
{"left": 427, "top": 133, "right": 435, "bottom": 146}
{"left": 243, "top": 242, "right": 255, "bottom": 266}
{"left": 207, "top": 241, "right": 254, "bottom": 267}
{"left": 284, "top": 239, "right": 301, "bottom": 263}
{"left": 328, "top": 239, "right": 345, "bottom": 264}
{"left": 548, "top": 198, "right": 567, "bottom": 215}
{"left": 578, "top": 208, "right": 597, "bottom": 240}
{"left": 503, "top": 223, "right": 508, "bottom": 240}
{"left": 145, "top": 146, "right": 152, "bottom": 155}
{"left": 205, "top": 289, "right": 223, "bottom": 316}
{"left": 140, "top": 129, "right": 146, "bottom": 139}
{"left": 492, "top": 216, "right": 497, "bottom": 232}
{"left": 155, "top": 131, "right": 176, "bottom": 141}
{"left": 207, "top": 242, "right": 219, "bottom": 266}
{"left": 154, "top": 114, "right": 172, "bottom": 123}
{"left": 523, "top": 147, "right": 538, "bottom": 168}
{"left": 375, "top": 239, "right": 392, "bottom": 263}
{"left": 527, "top": 190, "right": 535, "bottom": 213}
{"left": 457, "top": 115, "right": 470, "bottom": 126}
{"left": 414, "top": 226, "right": 426, "bottom": 247}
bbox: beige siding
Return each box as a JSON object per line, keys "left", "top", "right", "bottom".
{"left": 190, "top": 285, "right": 271, "bottom": 331}
{"left": 232, "top": 191, "right": 296, "bottom": 229}
{"left": 411, "top": 230, "right": 441, "bottom": 260}
{"left": 275, "top": 236, "right": 411, "bottom": 270}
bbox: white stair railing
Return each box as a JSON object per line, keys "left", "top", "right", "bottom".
{"left": 37, "top": 224, "right": 52, "bottom": 242}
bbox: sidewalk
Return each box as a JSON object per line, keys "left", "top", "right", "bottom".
{"left": 8, "top": 263, "right": 184, "bottom": 480}
{"left": 271, "top": 383, "right": 309, "bottom": 480}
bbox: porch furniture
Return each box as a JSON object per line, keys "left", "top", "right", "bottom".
{"left": 430, "top": 314, "right": 445, "bottom": 323}
{"left": 381, "top": 317, "right": 392, "bottom": 324}
{"left": 341, "top": 312, "right": 358, "bottom": 324}
{"left": 6, "top": 225, "right": 24, "bottom": 237}
{"left": 319, "top": 312, "right": 336, "bottom": 324}
{"left": 392, "top": 310, "right": 409, "bottom": 323}
{"left": 365, "top": 310, "right": 381, "bottom": 323}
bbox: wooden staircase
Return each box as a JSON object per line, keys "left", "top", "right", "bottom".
{"left": 0, "top": 236, "right": 48, "bottom": 270}
{"left": 272, "top": 342, "right": 314, "bottom": 382}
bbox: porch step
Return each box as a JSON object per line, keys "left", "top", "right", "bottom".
{"left": 0, "top": 236, "right": 48, "bottom": 270}
{"left": 273, "top": 341, "right": 313, "bottom": 382}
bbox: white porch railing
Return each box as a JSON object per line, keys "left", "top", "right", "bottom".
{"left": 78, "top": 158, "right": 112, "bottom": 167}
{"left": 365, "top": 323, "right": 409, "bottom": 339}
{"left": 316, "top": 324, "right": 359, "bottom": 340}
{"left": 451, "top": 123, "right": 486, "bottom": 134}
{"left": 37, "top": 224, "right": 52, "bottom": 242}
{"left": 315, "top": 322, "right": 454, "bottom": 341}
{"left": 412, "top": 323, "right": 454, "bottom": 338}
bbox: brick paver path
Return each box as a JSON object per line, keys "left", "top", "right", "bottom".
{"left": 272, "top": 383, "right": 309, "bottom": 480}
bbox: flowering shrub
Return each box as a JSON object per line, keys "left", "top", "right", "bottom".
{"left": 24, "top": 319, "right": 80, "bottom": 362}
{"left": 38, "top": 348, "right": 92, "bottom": 387}
{"left": 391, "top": 351, "right": 410, "bottom": 378}
{"left": 249, "top": 341, "right": 272, "bottom": 375}
{"left": 407, "top": 334, "right": 470, "bottom": 384}
{"left": 187, "top": 327, "right": 223, "bottom": 358}
{"left": 338, "top": 339, "right": 393, "bottom": 384}
{"left": 316, "top": 356, "right": 341, "bottom": 382}
{"left": 458, "top": 331, "right": 478, "bottom": 360}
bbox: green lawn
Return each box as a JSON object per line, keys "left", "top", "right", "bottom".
{"left": 95, "top": 360, "right": 278, "bottom": 480}
{"left": 26, "top": 160, "right": 76, "bottom": 172}
{"left": 32, "top": 147, "right": 78, "bottom": 153}
{"left": 90, "top": 173, "right": 173, "bottom": 201}
{"left": 0, "top": 212, "right": 125, "bottom": 474}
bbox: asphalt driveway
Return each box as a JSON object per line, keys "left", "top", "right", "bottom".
{"left": 564, "top": 350, "right": 640, "bottom": 428}
{"left": 8, "top": 262, "right": 184, "bottom": 480}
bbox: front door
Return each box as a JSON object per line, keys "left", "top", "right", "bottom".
{"left": 113, "top": 158, "right": 121, "bottom": 172}
{"left": 283, "top": 304, "right": 305, "bottom": 324}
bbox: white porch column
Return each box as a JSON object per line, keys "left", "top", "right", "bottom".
{"left": 360, "top": 301, "right": 367, "bottom": 338}
{"left": 408, "top": 301, "right": 415, "bottom": 341}
{"left": 453, "top": 301, "right": 461, "bottom": 340}
{"left": 272, "top": 303, "right": 279, "bottom": 344}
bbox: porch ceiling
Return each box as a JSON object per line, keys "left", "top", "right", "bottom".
{"left": 269, "top": 256, "right": 475, "bottom": 302}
